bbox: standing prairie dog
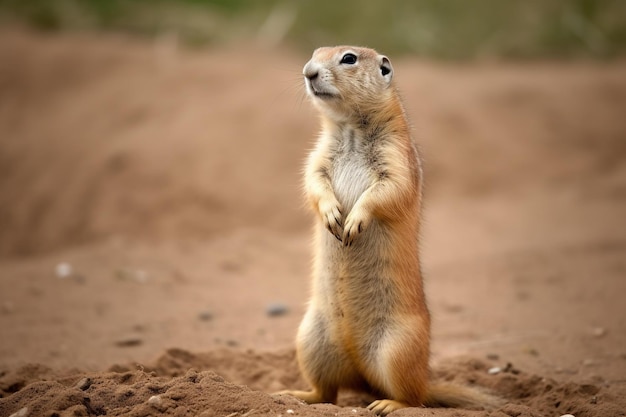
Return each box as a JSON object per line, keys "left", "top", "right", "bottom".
{"left": 278, "top": 46, "right": 502, "bottom": 415}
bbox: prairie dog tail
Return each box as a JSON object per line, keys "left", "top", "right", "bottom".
{"left": 424, "top": 382, "right": 504, "bottom": 410}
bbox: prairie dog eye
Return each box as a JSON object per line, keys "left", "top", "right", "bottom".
{"left": 340, "top": 53, "right": 357, "bottom": 65}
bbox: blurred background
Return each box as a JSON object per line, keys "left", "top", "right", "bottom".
{"left": 0, "top": 0, "right": 625, "bottom": 388}
{"left": 2, "top": 0, "right": 626, "bottom": 59}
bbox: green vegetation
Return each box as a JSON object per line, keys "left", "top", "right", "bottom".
{"left": 1, "top": 0, "right": 625, "bottom": 59}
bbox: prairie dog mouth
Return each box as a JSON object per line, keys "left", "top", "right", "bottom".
{"left": 311, "top": 89, "right": 336, "bottom": 99}
{"left": 306, "top": 79, "right": 337, "bottom": 99}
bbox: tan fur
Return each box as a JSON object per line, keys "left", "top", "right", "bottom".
{"left": 277, "top": 46, "right": 502, "bottom": 415}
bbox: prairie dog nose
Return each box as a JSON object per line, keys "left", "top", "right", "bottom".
{"left": 303, "top": 62, "right": 319, "bottom": 80}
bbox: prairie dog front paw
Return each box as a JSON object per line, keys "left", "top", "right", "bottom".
{"left": 342, "top": 206, "right": 372, "bottom": 246}
{"left": 318, "top": 196, "right": 343, "bottom": 241}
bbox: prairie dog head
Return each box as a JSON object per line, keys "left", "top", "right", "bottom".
{"left": 303, "top": 46, "right": 394, "bottom": 121}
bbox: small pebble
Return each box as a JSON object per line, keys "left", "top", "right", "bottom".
{"left": 55, "top": 262, "right": 73, "bottom": 279}
{"left": 502, "top": 362, "right": 515, "bottom": 373}
{"left": 286, "top": 410, "right": 295, "bottom": 415}
{"left": 115, "top": 338, "right": 143, "bottom": 348}
{"left": 198, "top": 311, "right": 213, "bottom": 321}
{"left": 487, "top": 367, "right": 502, "bottom": 375}
{"left": 148, "top": 395, "right": 162, "bottom": 405}
{"left": 559, "top": 414, "right": 575, "bottom": 417}
{"left": 486, "top": 353, "right": 500, "bottom": 361}
{"left": 75, "top": 377, "right": 92, "bottom": 391}
{"left": 266, "top": 303, "right": 289, "bottom": 317}
{"left": 9, "top": 407, "right": 28, "bottom": 417}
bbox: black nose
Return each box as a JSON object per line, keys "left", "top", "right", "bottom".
{"left": 304, "top": 69, "right": 318, "bottom": 81}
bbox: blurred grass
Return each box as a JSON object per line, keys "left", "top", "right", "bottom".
{"left": 1, "top": 0, "right": 625, "bottom": 59}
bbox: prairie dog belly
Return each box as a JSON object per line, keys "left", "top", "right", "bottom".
{"left": 331, "top": 147, "right": 371, "bottom": 213}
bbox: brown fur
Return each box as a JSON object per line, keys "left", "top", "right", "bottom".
{"left": 277, "top": 46, "right": 502, "bottom": 415}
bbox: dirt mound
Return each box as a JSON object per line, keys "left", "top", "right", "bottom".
{"left": 0, "top": 364, "right": 312, "bottom": 417}
{"left": 1, "top": 350, "right": 623, "bottom": 417}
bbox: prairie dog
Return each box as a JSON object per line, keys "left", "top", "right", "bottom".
{"left": 278, "top": 46, "right": 501, "bottom": 415}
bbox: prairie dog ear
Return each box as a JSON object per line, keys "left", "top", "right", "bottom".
{"left": 379, "top": 55, "right": 393, "bottom": 84}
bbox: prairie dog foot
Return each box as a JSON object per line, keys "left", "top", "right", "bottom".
{"left": 367, "top": 399, "right": 411, "bottom": 416}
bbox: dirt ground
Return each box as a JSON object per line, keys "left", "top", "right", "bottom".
{"left": 0, "top": 28, "right": 625, "bottom": 417}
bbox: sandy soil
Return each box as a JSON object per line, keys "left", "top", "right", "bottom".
{"left": 0, "top": 28, "right": 625, "bottom": 416}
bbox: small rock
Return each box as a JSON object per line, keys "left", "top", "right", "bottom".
{"left": 75, "top": 377, "right": 92, "bottom": 391}
{"left": 55, "top": 262, "right": 73, "bottom": 279}
{"left": 147, "top": 394, "right": 168, "bottom": 412}
{"left": 148, "top": 395, "right": 162, "bottom": 406}
{"left": 198, "top": 311, "right": 213, "bottom": 321}
{"left": 115, "top": 338, "right": 143, "bottom": 348}
{"left": 486, "top": 353, "right": 500, "bottom": 361}
{"left": 487, "top": 367, "right": 502, "bottom": 375}
{"left": 559, "top": 414, "right": 575, "bottom": 417}
{"left": 286, "top": 410, "right": 295, "bottom": 415}
{"left": 9, "top": 407, "right": 28, "bottom": 417}
{"left": 226, "top": 340, "right": 239, "bottom": 347}
{"left": 502, "top": 362, "right": 514, "bottom": 373}
{"left": 266, "top": 303, "right": 289, "bottom": 317}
